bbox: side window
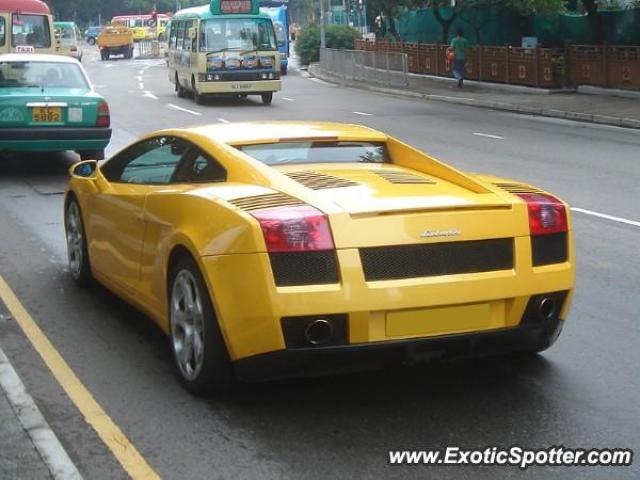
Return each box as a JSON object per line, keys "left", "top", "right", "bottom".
{"left": 182, "top": 20, "right": 193, "bottom": 51}
{"left": 0, "top": 18, "right": 5, "bottom": 47}
{"left": 103, "top": 137, "right": 189, "bottom": 185}
{"left": 175, "top": 21, "right": 184, "bottom": 50}
{"left": 172, "top": 147, "right": 227, "bottom": 183}
{"left": 169, "top": 22, "right": 177, "bottom": 48}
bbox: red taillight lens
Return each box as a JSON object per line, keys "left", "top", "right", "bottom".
{"left": 250, "top": 205, "right": 335, "bottom": 253}
{"left": 517, "top": 193, "right": 568, "bottom": 236}
{"left": 96, "top": 101, "right": 110, "bottom": 127}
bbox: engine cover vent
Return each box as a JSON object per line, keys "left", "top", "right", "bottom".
{"left": 229, "top": 192, "right": 304, "bottom": 211}
{"left": 285, "top": 171, "right": 360, "bottom": 190}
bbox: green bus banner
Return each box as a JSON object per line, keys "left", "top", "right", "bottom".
{"left": 210, "top": 0, "right": 259, "bottom": 15}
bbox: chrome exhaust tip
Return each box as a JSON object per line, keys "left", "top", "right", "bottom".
{"left": 304, "top": 319, "right": 333, "bottom": 345}
{"left": 538, "top": 297, "right": 557, "bottom": 320}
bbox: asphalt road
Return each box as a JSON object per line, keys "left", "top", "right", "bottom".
{"left": 0, "top": 46, "right": 638, "bottom": 480}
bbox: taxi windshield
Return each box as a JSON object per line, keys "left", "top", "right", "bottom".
{"left": 237, "top": 142, "right": 389, "bottom": 166}
{"left": 0, "top": 62, "right": 89, "bottom": 90}
{"left": 200, "top": 18, "right": 276, "bottom": 53}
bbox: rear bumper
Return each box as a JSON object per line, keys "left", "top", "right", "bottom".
{"left": 235, "top": 317, "right": 564, "bottom": 382}
{"left": 0, "top": 127, "right": 112, "bottom": 141}
{"left": 0, "top": 127, "right": 111, "bottom": 152}
{"left": 197, "top": 79, "right": 281, "bottom": 94}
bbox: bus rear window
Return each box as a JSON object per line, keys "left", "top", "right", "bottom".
{"left": 237, "top": 142, "right": 389, "bottom": 166}
{"left": 12, "top": 14, "right": 51, "bottom": 48}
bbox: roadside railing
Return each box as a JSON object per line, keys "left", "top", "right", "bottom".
{"left": 354, "top": 39, "right": 640, "bottom": 90}
{"left": 136, "top": 40, "right": 162, "bottom": 59}
{"left": 320, "top": 48, "right": 409, "bottom": 88}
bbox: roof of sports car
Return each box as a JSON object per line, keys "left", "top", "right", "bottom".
{"left": 186, "top": 122, "right": 389, "bottom": 145}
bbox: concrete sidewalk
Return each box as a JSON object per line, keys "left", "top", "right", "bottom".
{"left": 0, "top": 344, "right": 81, "bottom": 480}
{"left": 308, "top": 63, "right": 640, "bottom": 129}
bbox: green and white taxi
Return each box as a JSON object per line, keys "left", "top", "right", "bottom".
{"left": 0, "top": 54, "right": 111, "bottom": 159}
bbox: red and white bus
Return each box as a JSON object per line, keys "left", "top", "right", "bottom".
{"left": 110, "top": 13, "right": 171, "bottom": 41}
{"left": 0, "top": 0, "right": 56, "bottom": 54}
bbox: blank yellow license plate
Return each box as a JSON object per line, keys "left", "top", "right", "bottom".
{"left": 32, "top": 107, "right": 61, "bottom": 123}
{"left": 386, "top": 303, "right": 492, "bottom": 338}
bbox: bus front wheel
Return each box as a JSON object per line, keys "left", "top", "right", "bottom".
{"left": 176, "top": 75, "right": 186, "bottom": 98}
{"left": 192, "top": 77, "right": 204, "bottom": 105}
{"left": 261, "top": 92, "right": 273, "bottom": 105}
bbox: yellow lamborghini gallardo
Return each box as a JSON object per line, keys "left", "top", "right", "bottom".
{"left": 65, "top": 122, "right": 574, "bottom": 393}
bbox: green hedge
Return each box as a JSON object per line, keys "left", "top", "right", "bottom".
{"left": 295, "top": 24, "right": 362, "bottom": 65}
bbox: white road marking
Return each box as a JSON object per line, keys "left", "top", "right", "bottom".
{"left": 282, "top": 97, "right": 296, "bottom": 102}
{"left": 138, "top": 82, "right": 144, "bottom": 90}
{"left": 217, "top": 118, "right": 230, "bottom": 123}
{"left": 571, "top": 208, "right": 640, "bottom": 228}
{"left": 167, "top": 104, "right": 202, "bottom": 116}
{"left": 473, "top": 132, "right": 504, "bottom": 140}
{"left": 135, "top": 76, "right": 143, "bottom": 82}
{"left": 353, "top": 111, "right": 373, "bottom": 116}
{"left": 0, "top": 346, "right": 82, "bottom": 480}
{"left": 143, "top": 91, "right": 158, "bottom": 100}
{"left": 103, "top": 64, "right": 115, "bottom": 69}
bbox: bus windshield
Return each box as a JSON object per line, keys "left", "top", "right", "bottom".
{"left": 12, "top": 14, "right": 51, "bottom": 48}
{"left": 200, "top": 18, "right": 276, "bottom": 53}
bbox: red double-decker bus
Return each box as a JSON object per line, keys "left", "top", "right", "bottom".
{"left": 0, "top": 0, "right": 56, "bottom": 54}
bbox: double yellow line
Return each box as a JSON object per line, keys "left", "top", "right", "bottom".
{"left": 0, "top": 273, "right": 160, "bottom": 479}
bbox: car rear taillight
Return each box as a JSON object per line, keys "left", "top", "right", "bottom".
{"left": 516, "top": 193, "right": 568, "bottom": 236}
{"left": 250, "top": 205, "right": 335, "bottom": 253}
{"left": 96, "top": 101, "right": 110, "bottom": 127}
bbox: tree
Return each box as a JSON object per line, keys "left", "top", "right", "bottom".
{"left": 581, "top": 0, "right": 604, "bottom": 43}
{"left": 365, "top": 0, "right": 422, "bottom": 41}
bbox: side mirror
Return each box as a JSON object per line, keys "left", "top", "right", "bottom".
{"left": 70, "top": 160, "right": 98, "bottom": 179}
{"left": 188, "top": 27, "right": 197, "bottom": 40}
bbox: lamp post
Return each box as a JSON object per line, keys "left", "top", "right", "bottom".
{"left": 319, "top": 0, "right": 326, "bottom": 48}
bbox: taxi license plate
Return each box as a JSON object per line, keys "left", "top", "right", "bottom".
{"left": 32, "top": 107, "right": 62, "bottom": 123}
{"left": 231, "top": 83, "right": 253, "bottom": 90}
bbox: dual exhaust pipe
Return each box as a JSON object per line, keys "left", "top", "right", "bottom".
{"left": 304, "top": 318, "right": 334, "bottom": 345}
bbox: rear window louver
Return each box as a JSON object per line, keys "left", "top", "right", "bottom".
{"left": 373, "top": 170, "right": 436, "bottom": 184}
{"left": 228, "top": 192, "right": 304, "bottom": 211}
{"left": 492, "top": 182, "right": 544, "bottom": 194}
{"left": 285, "top": 171, "right": 359, "bottom": 190}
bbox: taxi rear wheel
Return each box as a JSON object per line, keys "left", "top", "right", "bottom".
{"left": 169, "top": 256, "right": 234, "bottom": 394}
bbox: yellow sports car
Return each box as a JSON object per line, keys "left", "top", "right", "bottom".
{"left": 65, "top": 122, "right": 574, "bottom": 393}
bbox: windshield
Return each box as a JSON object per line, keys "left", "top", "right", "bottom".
{"left": 0, "top": 62, "right": 89, "bottom": 90}
{"left": 200, "top": 18, "right": 277, "bottom": 53}
{"left": 237, "top": 142, "right": 389, "bottom": 166}
{"left": 12, "top": 14, "right": 51, "bottom": 48}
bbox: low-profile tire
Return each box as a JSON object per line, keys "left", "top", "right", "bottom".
{"left": 261, "top": 92, "right": 273, "bottom": 105}
{"left": 78, "top": 149, "right": 105, "bottom": 161}
{"left": 88, "top": 37, "right": 96, "bottom": 46}
{"left": 168, "top": 256, "right": 234, "bottom": 394}
{"left": 65, "top": 198, "right": 92, "bottom": 287}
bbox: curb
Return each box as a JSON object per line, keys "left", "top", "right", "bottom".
{"left": 307, "top": 65, "right": 640, "bottom": 130}
{"left": 0, "top": 345, "right": 82, "bottom": 480}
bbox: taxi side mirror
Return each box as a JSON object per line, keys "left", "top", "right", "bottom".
{"left": 188, "top": 27, "right": 197, "bottom": 39}
{"left": 70, "top": 160, "right": 98, "bottom": 179}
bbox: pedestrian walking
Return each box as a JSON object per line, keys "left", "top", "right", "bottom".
{"left": 450, "top": 28, "right": 469, "bottom": 87}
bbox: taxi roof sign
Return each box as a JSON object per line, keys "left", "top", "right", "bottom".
{"left": 210, "top": 0, "right": 259, "bottom": 15}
